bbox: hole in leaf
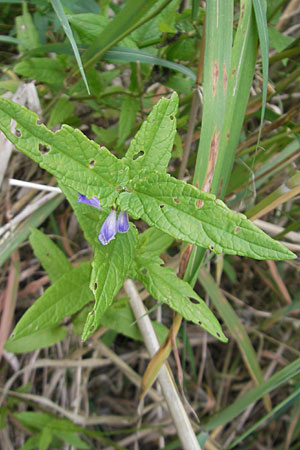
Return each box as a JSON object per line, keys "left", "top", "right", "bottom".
{"left": 11, "top": 333, "right": 15, "bottom": 338}
{"left": 198, "top": 321, "right": 202, "bottom": 326}
{"left": 39, "top": 144, "right": 50, "bottom": 155}
{"left": 190, "top": 298, "right": 199, "bottom": 304}
{"left": 90, "top": 325, "right": 95, "bottom": 331}
{"left": 170, "top": 115, "right": 175, "bottom": 120}
{"left": 133, "top": 150, "right": 145, "bottom": 160}
{"left": 173, "top": 197, "right": 180, "bottom": 204}
{"left": 216, "top": 332, "right": 221, "bottom": 338}
{"left": 209, "top": 244, "right": 214, "bottom": 251}
{"left": 15, "top": 129, "right": 21, "bottom": 137}
{"left": 36, "top": 119, "right": 43, "bottom": 125}
{"left": 89, "top": 160, "right": 95, "bottom": 168}
{"left": 195, "top": 199, "right": 204, "bottom": 209}
{"left": 94, "top": 282, "right": 98, "bottom": 290}
{"left": 159, "top": 204, "right": 165, "bottom": 209}
{"left": 141, "top": 268, "right": 147, "bottom": 275}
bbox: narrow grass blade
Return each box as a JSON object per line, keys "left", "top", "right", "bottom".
{"left": 203, "top": 356, "right": 300, "bottom": 430}
{"left": 0, "top": 195, "right": 64, "bottom": 266}
{"left": 227, "top": 382, "right": 300, "bottom": 448}
{"left": 199, "top": 268, "right": 271, "bottom": 411}
{"left": 79, "top": 0, "right": 172, "bottom": 74}
{"left": 253, "top": 0, "right": 269, "bottom": 144}
{"left": 0, "top": 35, "right": 23, "bottom": 45}
{"left": 103, "top": 47, "right": 196, "bottom": 81}
{"left": 246, "top": 172, "right": 300, "bottom": 220}
{"left": 50, "top": 0, "right": 90, "bottom": 94}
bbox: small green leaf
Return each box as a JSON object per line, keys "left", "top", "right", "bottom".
{"left": 119, "top": 171, "right": 296, "bottom": 260}
{"left": 100, "top": 298, "right": 168, "bottom": 343}
{"left": 39, "top": 427, "right": 53, "bottom": 450}
{"left": 118, "top": 95, "right": 139, "bottom": 146}
{"left": 5, "top": 326, "right": 67, "bottom": 353}
{"left": 124, "top": 92, "right": 178, "bottom": 174}
{"left": 14, "top": 58, "right": 65, "bottom": 86}
{"left": 82, "top": 225, "right": 138, "bottom": 341}
{"left": 9, "top": 263, "right": 92, "bottom": 342}
{"left": 133, "top": 257, "right": 227, "bottom": 342}
{"left": 68, "top": 13, "right": 109, "bottom": 44}
{"left": 16, "top": 2, "right": 40, "bottom": 52}
{"left": 29, "top": 228, "right": 71, "bottom": 283}
{"left": 137, "top": 227, "right": 174, "bottom": 257}
{"left": 47, "top": 97, "right": 75, "bottom": 129}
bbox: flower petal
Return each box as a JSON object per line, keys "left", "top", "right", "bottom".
{"left": 117, "top": 211, "right": 129, "bottom": 233}
{"left": 77, "top": 194, "right": 101, "bottom": 210}
{"left": 98, "top": 210, "right": 117, "bottom": 245}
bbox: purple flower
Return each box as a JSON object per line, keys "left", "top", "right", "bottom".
{"left": 77, "top": 194, "right": 130, "bottom": 246}
{"left": 77, "top": 194, "right": 101, "bottom": 210}
{"left": 117, "top": 211, "right": 129, "bottom": 233}
{"left": 98, "top": 209, "right": 118, "bottom": 245}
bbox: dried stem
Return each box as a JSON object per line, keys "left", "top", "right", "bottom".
{"left": 124, "top": 278, "right": 201, "bottom": 450}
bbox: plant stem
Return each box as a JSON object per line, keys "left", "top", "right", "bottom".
{"left": 124, "top": 279, "right": 202, "bottom": 450}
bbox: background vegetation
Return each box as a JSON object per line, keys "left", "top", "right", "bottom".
{"left": 0, "top": 1, "right": 299, "bottom": 449}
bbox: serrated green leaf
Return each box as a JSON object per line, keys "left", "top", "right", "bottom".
{"left": 5, "top": 326, "right": 67, "bottom": 353}
{"left": 82, "top": 225, "right": 138, "bottom": 340}
{"left": 0, "top": 98, "right": 127, "bottom": 207}
{"left": 29, "top": 228, "right": 71, "bottom": 283}
{"left": 119, "top": 171, "right": 296, "bottom": 261}
{"left": 124, "top": 92, "right": 178, "bottom": 174}
{"left": 133, "top": 258, "right": 227, "bottom": 342}
{"left": 14, "top": 58, "right": 65, "bottom": 86}
{"left": 8, "top": 263, "right": 92, "bottom": 342}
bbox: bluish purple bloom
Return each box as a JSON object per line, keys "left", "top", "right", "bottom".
{"left": 77, "top": 193, "right": 130, "bottom": 246}
{"left": 98, "top": 209, "right": 118, "bottom": 245}
{"left": 117, "top": 211, "right": 129, "bottom": 233}
{"left": 77, "top": 194, "right": 101, "bottom": 210}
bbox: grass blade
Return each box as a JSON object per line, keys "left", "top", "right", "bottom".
{"left": 253, "top": 0, "right": 269, "bottom": 144}
{"left": 199, "top": 268, "right": 271, "bottom": 411}
{"left": 50, "top": 0, "right": 90, "bottom": 94}
{"left": 203, "top": 356, "right": 300, "bottom": 430}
